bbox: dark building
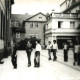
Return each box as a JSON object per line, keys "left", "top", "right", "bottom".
{"left": 11, "top": 14, "right": 32, "bottom": 43}
{"left": 0, "top": 0, "right": 14, "bottom": 62}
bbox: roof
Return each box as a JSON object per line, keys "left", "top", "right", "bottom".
{"left": 25, "top": 12, "right": 46, "bottom": 21}
{"left": 11, "top": 14, "right": 32, "bottom": 27}
{"left": 60, "top": 0, "right": 66, "bottom": 6}
{"left": 11, "top": 13, "right": 32, "bottom": 22}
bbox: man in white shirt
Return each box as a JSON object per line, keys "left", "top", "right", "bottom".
{"left": 34, "top": 40, "right": 41, "bottom": 67}
{"left": 52, "top": 40, "right": 58, "bottom": 61}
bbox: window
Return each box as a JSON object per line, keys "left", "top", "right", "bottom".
{"left": 35, "top": 22, "right": 38, "bottom": 27}
{"left": 39, "top": 17, "right": 42, "bottom": 19}
{"left": 70, "top": 22, "right": 75, "bottom": 28}
{"left": 30, "top": 22, "right": 33, "bottom": 28}
{"left": 16, "top": 22, "right": 19, "bottom": 27}
{"left": 14, "top": 21, "right": 19, "bottom": 27}
{"left": 16, "top": 33, "right": 20, "bottom": 39}
{"left": 58, "top": 21, "right": 63, "bottom": 28}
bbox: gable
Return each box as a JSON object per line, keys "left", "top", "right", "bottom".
{"left": 27, "top": 13, "right": 46, "bottom": 22}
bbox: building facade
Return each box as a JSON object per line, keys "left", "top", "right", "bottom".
{"left": 23, "top": 12, "right": 46, "bottom": 45}
{"left": 60, "top": 0, "right": 80, "bottom": 13}
{"left": 11, "top": 20, "right": 25, "bottom": 43}
{"left": 45, "top": 13, "right": 80, "bottom": 49}
{"left": 11, "top": 14, "right": 32, "bottom": 43}
{"left": 0, "top": 0, "right": 14, "bottom": 61}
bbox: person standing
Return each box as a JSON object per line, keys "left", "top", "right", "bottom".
{"left": 78, "top": 42, "right": 80, "bottom": 65}
{"left": 11, "top": 43, "right": 17, "bottom": 69}
{"left": 46, "top": 41, "right": 52, "bottom": 60}
{"left": 34, "top": 40, "right": 41, "bottom": 67}
{"left": 26, "top": 40, "right": 32, "bottom": 67}
{"left": 63, "top": 43, "right": 68, "bottom": 62}
{"left": 73, "top": 42, "right": 79, "bottom": 66}
{"left": 52, "top": 40, "right": 58, "bottom": 61}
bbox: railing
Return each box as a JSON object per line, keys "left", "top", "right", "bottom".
{"left": 46, "top": 13, "right": 80, "bottom": 20}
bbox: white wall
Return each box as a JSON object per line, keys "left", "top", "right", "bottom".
{"left": 61, "top": 22, "right": 70, "bottom": 28}
{"left": 52, "top": 21, "right": 58, "bottom": 29}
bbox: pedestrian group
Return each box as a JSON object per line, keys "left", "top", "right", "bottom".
{"left": 11, "top": 39, "right": 41, "bottom": 69}
{"left": 11, "top": 39, "right": 80, "bottom": 69}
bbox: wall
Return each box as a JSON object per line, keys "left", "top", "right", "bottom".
{"left": 52, "top": 18, "right": 80, "bottom": 29}
{"left": 0, "top": 0, "right": 6, "bottom": 60}
{"left": 25, "top": 22, "right": 45, "bottom": 45}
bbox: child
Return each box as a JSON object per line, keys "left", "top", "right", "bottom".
{"left": 34, "top": 40, "right": 41, "bottom": 67}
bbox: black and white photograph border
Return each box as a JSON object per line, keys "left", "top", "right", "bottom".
{"left": 0, "top": 0, "right": 80, "bottom": 80}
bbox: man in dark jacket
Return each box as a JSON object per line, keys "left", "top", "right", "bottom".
{"left": 26, "top": 40, "right": 32, "bottom": 67}
{"left": 11, "top": 43, "right": 17, "bottom": 69}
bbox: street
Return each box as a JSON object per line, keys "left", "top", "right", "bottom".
{"left": 0, "top": 49, "right": 80, "bottom": 80}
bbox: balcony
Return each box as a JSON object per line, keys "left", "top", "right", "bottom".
{"left": 12, "top": 27, "right": 25, "bottom": 33}
{"left": 46, "top": 13, "right": 80, "bottom": 20}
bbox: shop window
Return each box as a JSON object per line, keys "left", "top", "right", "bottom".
{"left": 16, "top": 33, "right": 20, "bottom": 39}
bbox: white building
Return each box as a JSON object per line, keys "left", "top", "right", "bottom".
{"left": 60, "top": 0, "right": 80, "bottom": 13}
{"left": 45, "top": 13, "right": 80, "bottom": 49}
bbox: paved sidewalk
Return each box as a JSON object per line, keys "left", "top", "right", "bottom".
{"left": 0, "top": 50, "right": 80, "bottom": 80}
{"left": 41, "top": 49, "right": 80, "bottom": 71}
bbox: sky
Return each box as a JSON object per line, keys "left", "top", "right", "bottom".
{"left": 12, "top": 0, "right": 65, "bottom": 14}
